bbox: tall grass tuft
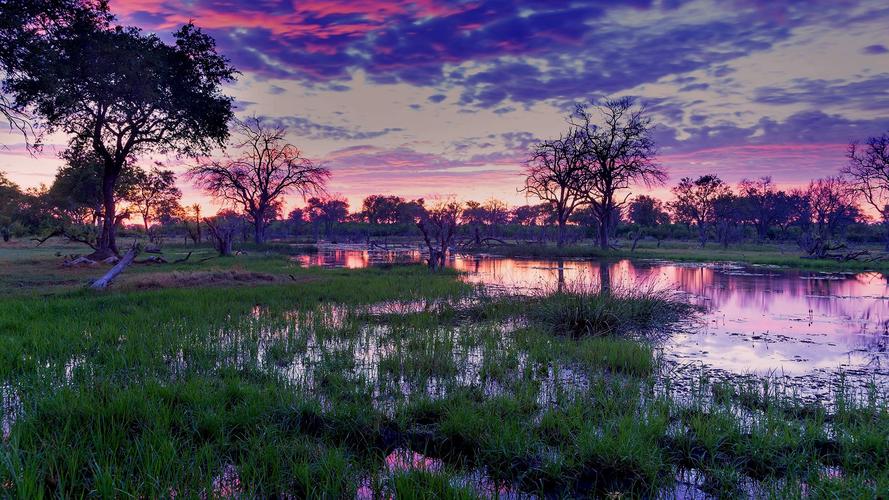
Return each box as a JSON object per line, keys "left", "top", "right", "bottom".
{"left": 527, "top": 282, "right": 691, "bottom": 338}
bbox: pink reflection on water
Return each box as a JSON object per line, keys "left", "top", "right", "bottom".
{"left": 299, "top": 248, "right": 889, "bottom": 378}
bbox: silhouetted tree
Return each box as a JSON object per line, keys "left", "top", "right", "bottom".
{"left": 573, "top": 97, "right": 664, "bottom": 249}
{"left": 415, "top": 199, "right": 461, "bottom": 270}
{"left": 44, "top": 150, "right": 140, "bottom": 249}
{"left": 287, "top": 208, "right": 306, "bottom": 237}
{"left": 737, "top": 176, "right": 784, "bottom": 242}
{"left": 205, "top": 210, "right": 243, "bottom": 256}
{"left": 0, "top": 171, "right": 23, "bottom": 241}
{"left": 1, "top": 1, "right": 236, "bottom": 258}
{"left": 189, "top": 118, "right": 329, "bottom": 244}
{"left": 522, "top": 128, "right": 586, "bottom": 246}
{"left": 712, "top": 194, "right": 741, "bottom": 248}
{"left": 130, "top": 167, "right": 181, "bottom": 232}
{"left": 306, "top": 197, "right": 349, "bottom": 238}
{"left": 805, "top": 177, "right": 860, "bottom": 252}
{"left": 842, "top": 132, "right": 889, "bottom": 249}
{"left": 670, "top": 174, "right": 732, "bottom": 247}
{"left": 627, "top": 195, "right": 669, "bottom": 251}
{"left": 361, "top": 195, "right": 404, "bottom": 224}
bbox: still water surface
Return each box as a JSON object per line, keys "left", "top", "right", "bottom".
{"left": 296, "top": 245, "right": 889, "bottom": 385}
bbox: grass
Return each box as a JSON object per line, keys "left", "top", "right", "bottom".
{"left": 0, "top": 238, "right": 886, "bottom": 496}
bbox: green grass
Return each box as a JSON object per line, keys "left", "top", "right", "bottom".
{"left": 0, "top": 240, "right": 886, "bottom": 496}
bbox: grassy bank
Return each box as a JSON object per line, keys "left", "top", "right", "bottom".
{"left": 0, "top": 243, "right": 886, "bottom": 497}
{"left": 482, "top": 239, "right": 889, "bottom": 272}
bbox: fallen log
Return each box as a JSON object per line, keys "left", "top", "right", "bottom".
{"left": 134, "top": 255, "right": 168, "bottom": 264}
{"left": 91, "top": 246, "right": 139, "bottom": 289}
{"left": 63, "top": 256, "right": 97, "bottom": 267}
{"left": 172, "top": 251, "right": 192, "bottom": 264}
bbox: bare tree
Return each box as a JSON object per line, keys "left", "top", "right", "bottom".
{"left": 669, "top": 174, "right": 732, "bottom": 247}
{"left": 129, "top": 166, "right": 181, "bottom": 232}
{"left": 572, "top": 97, "right": 664, "bottom": 249}
{"left": 842, "top": 132, "right": 889, "bottom": 249}
{"left": 189, "top": 117, "right": 330, "bottom": 244}
{"left": 800, "top": 176, "right": 861, "bottom": 258}
{"left": 205, "top": 211, "right": 243, "bottom": 256}
{"left": 415, "top": 198, "right": 461, "bottom": 271}
{"left": 521, "top": 128, "right": 586, "bottom": 246}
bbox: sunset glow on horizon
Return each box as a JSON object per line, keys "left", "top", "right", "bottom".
{"left": 2, "top": 0, "right": 888, "bottom": 215}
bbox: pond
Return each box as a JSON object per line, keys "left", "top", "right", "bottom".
{"left": 295, "top": 245, "right": 889, "bottom": 389}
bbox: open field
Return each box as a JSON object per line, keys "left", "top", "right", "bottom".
{"left": 0, "top": 240, "right": 887, "bottom": 497}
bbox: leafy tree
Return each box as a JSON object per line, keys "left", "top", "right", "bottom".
{"left": 43, "top": 150, "right": 140, "bottom": 248}
{"left": 669, "top": 174, "right": 732, "bottom": 247}
{"left": 189, "top": 118, "right": 329, "bottom": 244}
{"left": 287, "top": 208, "right": 306, "bottom": 236}
{"left": 510, "top": 205, "right": 543, "bottom": 226}
{"left": 0, "top": 171, "right": 23, "bottom": 241}
{"left": 573, "top": 97, "right": 664, "bottom": 249}
{"left": 306, "top": 197, "right": 349, "bottom": 238}
{"left": 627, "top": 195, "right": 669, "bottom": 250}
{"left": 361, "top": 195, "right": 404, "bottom": 225}
{"left": 130, "top": 167, "right": 181, "bottom": 232}
{"left": 737, "top": 176, "right": 786, "bottom": 242}
{"left": 396, "top": 199, "right": 426, "bottom": 224}
{"left": 1, "top": 1, "right": 236, "bottom": 257}
{"left": 712, "top": 193, "right": 742, "bottom": 248}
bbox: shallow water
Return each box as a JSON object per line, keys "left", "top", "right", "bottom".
{"left": 296, "top": 245, "right": 889, "bottom": 383}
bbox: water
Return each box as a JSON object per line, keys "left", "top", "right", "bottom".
{"left": 295, "top": 245, "right": 889, "bottom": 384}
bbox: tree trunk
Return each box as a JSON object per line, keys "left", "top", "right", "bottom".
{"left": 93, "top": 171, "right": 120, "bottom": 259}
{"left": 254, "top": 220, "right": 264, "bottom": 245}
{"left": 631, "top": 229, "right": 642, "bottom": 252}
{"left": 90, "top": 246, "right": 139, "bottom": 289}
{"left": 598, "top": 221, "right": 609, "bottom": 250}
{"left": 557, "top": 220, "right": 565, "bottom": 247}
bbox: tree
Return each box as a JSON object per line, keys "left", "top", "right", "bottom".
{"left": 737, "top": 177, "right": 785, "bottom": 242}
{"left": 573, "top": 97, "right": 664, "bottom": 249}
{"left": 0, "top": 0, "right": 112, "bottom": 149}
{"left": 510, "top": 205, "right": 543, "bottom": 226}
{"left": 522, "top": 128, "right": 587, "bottom": 246}
{"left": 0, "top": 171, "right": 23, "bottom": 241}
{"left": 462, "top": 201, "right": 486, "bottom": 244}
{"left": 627, "top": 195, "right": 669, "bottom": 251}
{"left": 306, "top": 197, "right": 349, "bottom": 238}
{"left": 189, "top": 118, "right": 329, "bottom": 244}
{"left": 806, "top": 177, "right": 860, "bottom": 246}
{"left": 842, "top": 132, "right": 889, "bottom": 249}
{"left": 361, "top": 195, "right": 404, "bottom": 225}
{"left": 205, "top": 210, "right": 244, "bottom": 256}
{"left": 130, "top": 167, "right": 181, "bottom": 232}
{"left": 669, "top": 175, "right": 732, "bottom": 247}
{"left": 287, "top": 208, "right": 306, "bottom": 237}
{"left": 415, "top": 198, "right": 461, "bottom": 271}
{"left": 43, "top": 150, "right": 140, "bottom": 248}
{"left": 712, "top": 193, "right": 742, "bottom": 248}
{"left": 1, "top": 2, "right": 236, "bottom": 258}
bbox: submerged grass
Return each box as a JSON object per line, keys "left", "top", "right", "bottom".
{"left": 0, "top": 243, "right": 886, "bottom": 497}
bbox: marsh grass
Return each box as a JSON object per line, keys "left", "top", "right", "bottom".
{"left": 0, "top": 245, "right": 886, "bottom": 497}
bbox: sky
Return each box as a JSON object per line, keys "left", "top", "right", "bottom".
{"left": 2, "top": 0, "right": 889, "bottom": 214}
